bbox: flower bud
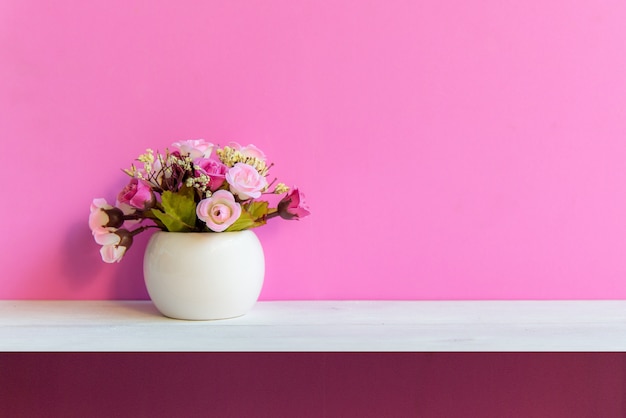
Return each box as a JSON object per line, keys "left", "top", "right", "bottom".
{"left": 118, "top": 178, "right": 156, "bottom": 210}
{"left": 277, "top": 188, "right": 311, "bottom": 220}
{"left": 103, "top": 207, "right": 124, "bottom": 228}
{"left": 116, "top": 229, "right": 134, "bottom": 249}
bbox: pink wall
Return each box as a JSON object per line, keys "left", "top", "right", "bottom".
{"left": 3, "top": 353, "right": 625, "bottom": 417}
{"left": 2, "top": 0, "right": 626, "bottom": 300}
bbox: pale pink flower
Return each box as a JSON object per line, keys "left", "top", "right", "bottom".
{"left": 193, "top": 158, "right": 228, "bottom": 191}
{"left": 90, "top": 198, "right": 111, "bottom": 212}
{"left": 171, "top": 139, "right": 214, "bottom": 159}
{"left": 228, "top": 142, "right": 266, "bottom": 161}
{"left": 94, "top": 231, "right": 121, "bottom": 246}
{"left": 196, "top": 190, "right": 242, "bottom": 232}
{"left": 277, "top": 188, "right": 311, "bottom": 220}
{"left": 225, "top": 163, "right": 268, "bottom": 200}
{"left": 117, "top": 179, "right": 155, "bottom": 210}
{"left": 96, "top": 229, "right": 133, "bottom": 263}
{"left": 100, "top": 244, "right": 127, "bottom": 263}
{"left": 89, "top": 198, "right": 124, "bottom": 235}
{"left": 89, "top": 199, "right": 112, "bottom": 233}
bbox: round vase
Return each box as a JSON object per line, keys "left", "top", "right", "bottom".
{"left": 143, "top": 230, "right": 265, "bottom": 320}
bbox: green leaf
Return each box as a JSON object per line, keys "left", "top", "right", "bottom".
{"left": 225, "top": 210, "right": 256, "bottom": 232}
{"left": 225, "top": 201, "right": 269, "bottom": 232}
{"left": 246, "top": 200, "right": 269, "bottom": 220}
{"left": 152, "top": 187, "right": 197, "bottom": 232}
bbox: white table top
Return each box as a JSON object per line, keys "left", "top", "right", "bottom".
{"left": 1, "top": 300, "right": 625, "bottom": 351}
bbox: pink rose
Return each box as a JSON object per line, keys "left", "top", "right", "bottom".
{"left": 193, "top": 158, "right": 228, "bottom": 191}
{"left": 171, "top": 139, "right": 214, "bottom": 159}
{"left": 196, "top": 190, "right": 242, "bottom": 232}
{"left": 277, "top": 188, "right": 311, "bottom": 220}
{"left": 89, "top": 198, "right": 124, "bottom": 234}
{"left": 225, "top": 163, "right": 268, "bottom": 200}
{"left": 117, "top": 179, "right": 155, "bottom": 210}
{"left": 228, "top": 142, "right": 266, "bottom": 161}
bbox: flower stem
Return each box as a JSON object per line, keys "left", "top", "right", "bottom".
{"left": 266, "top": 209, "right": 280, "bottom": 220}
{"left": 130, "top": 224, "right": 160, "bottom": 236}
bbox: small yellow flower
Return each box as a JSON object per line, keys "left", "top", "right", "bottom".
{"left": 217, "top": 146, "right": 269, "bottom": 175}
{"left": 137, "top": 149, "right": 155, "bottom": 164}
{"left": 123, "top": 164, "right": 138, "bottom": 177}
{"left": 274, "top": 183, "right": 290, "bottom": 194}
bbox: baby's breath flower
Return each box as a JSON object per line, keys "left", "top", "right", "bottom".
{"left": 123, "top": 164, "right": 138, "bottom": 178}
{"left": 274, "top": 183, "right": 290, "bottom": 194}
{"left": 185, "top": 173, "right": 211, "bottom": 195}
{"left": 216, "top": 146, "right": 235, "bottom": 166}
{"left": 127, "top": 149, "right": 158, "bottom": 179}
{"left": 217, "top": 146, "right": 270, "bottom": 175}
{"left": 175, "top": 155, "right": 193, "bottom": 171}
{"left": 137, "top": 149, "right": 155, "bottom": 164}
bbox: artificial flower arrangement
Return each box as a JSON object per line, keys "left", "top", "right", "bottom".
{"left": 89, "top": 139, "right": 310, "bottom": 263}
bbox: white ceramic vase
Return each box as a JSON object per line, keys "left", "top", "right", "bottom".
{"left": 143, "top": 230, "right": 265, "bottom": 320}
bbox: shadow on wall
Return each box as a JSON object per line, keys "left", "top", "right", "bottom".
{"left": 63, "top": 221, "right": 104, "bottom": 290}
{"left": 62, "top": 220, "right": 150, "bottom": 299}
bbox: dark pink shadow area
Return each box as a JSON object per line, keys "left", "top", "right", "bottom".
{"left": 60, "top": 219, "right": 151, "bottom": 300}
{"left": 1, "top": 353, "right": 624, "bottom": 417}
{"left": 62, "top": 221, "right": 106, "bottom": 291}
{"left": 108, "top": 231, "right": 152, "bottom": 299}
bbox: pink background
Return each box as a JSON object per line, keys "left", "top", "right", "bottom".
{"left": 2, "top": 0, "right": 626, "bottom": 300}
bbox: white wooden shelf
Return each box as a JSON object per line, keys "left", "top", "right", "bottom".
{"left": 1, "top": 300, "right": 625, "bottom": 352}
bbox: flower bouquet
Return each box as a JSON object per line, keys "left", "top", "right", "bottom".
{"left": 89, "top": 139, "right": 310, "bottom": 263}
